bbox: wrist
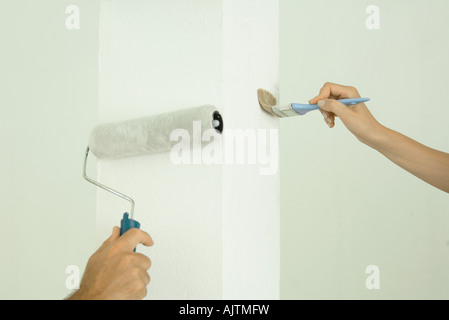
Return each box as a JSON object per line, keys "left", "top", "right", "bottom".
{"left": 65, "top": 289, "right": 82, "bottom": 300}
{"left": 66, "top": 288, "right": 90, "bottom": 300}
{"left": 360, "top": 122, "right": 389, "bottom": 150}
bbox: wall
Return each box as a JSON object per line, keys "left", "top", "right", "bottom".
{"left": 221, "top": 0, "right": 280, "bottom": 299}
{"left": 0, "top": 0, "right": 99, "bottom": 299}
{"left": 97, "top": 0, "right": 279, "bottom": 299}
{"left": 6, "top": 0, "right": 447, "bottom": 301}
{"left": 280, "top": 0, "right": 449, "bottom": 299}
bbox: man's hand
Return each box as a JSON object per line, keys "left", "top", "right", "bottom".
{"left": 68, "top": 227, "right": 154, "bottom": 300}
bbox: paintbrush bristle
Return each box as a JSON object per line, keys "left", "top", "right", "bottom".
{"left": 257, "top": 88, "right": 280, "bottom": 117}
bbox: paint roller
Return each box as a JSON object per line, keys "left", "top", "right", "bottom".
{"left": 83, "top": 105, "right": 223, "bottom": 238}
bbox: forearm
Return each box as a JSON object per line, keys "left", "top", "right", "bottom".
{"left": 370, "top": 125, "right": 449, "bottom": 193}
{"left": 311, "top": 82, "right": 449, "bottom": 193}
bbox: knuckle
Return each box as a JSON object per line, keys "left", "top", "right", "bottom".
{"left": 122, "top": 253, "right": 135, "bottom": 264}
{"left": 347, "top": 86, "right": 359, "bottom": 95}
{"left": 135, "top": 279, "right": 148, "bottom": 295}
{"left": 138, "top": 286, "right": 148, "bottom": 299}
{"left": 110, "top": 241, "right": 122, "bottom": 251}
{"left": 130, "top": 267, "right": 141, "bottom": 277}
{"left": 135, "top": 253, "right": 152, "bottom": 269}
{"left": 126, "top": 228, "right": 141, "bottom": 237}
{"left": 129, "top": 281, "right": 147, "bottom": 300}
{"left": 144, "top": 256, "right": 152, "bottom": 269}
{"left": 105, "top": 242, "right": 122, "bottom": 258}
{"left": 131, "top": 265, "right": 148, "bottom": 278}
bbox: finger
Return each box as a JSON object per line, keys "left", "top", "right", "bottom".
{"left": 102, "top": 226, "right": 121, "bottom": 246}
{"left": 320, "top": 110, "right": 334, "bottom": 128}
{"left": 308, "top": 96, "right": 320, "bottom": 104}
{"left": 309, "top": 82, "right": 359, "bottom": 104}
{"left": 141, "top": 270, "right": 151, "bottom": 286}
{"left": 319, "top": 82, "right": 356, "bottom": 99}
{"left": 319, "top": 109, "right": 333, "bottom": 119}
{"left": 134, "top": 253, "right": 152, "bottom": 270}
{"left": 318, "top": 99, "right": 351, "bottom": 120}
{"left": 120, "top": 228, "right": 154, "bottom": 251}
{"left": 308, "top": 82, "right": 335, "bottom": 104}
{"left": 309, "top": 94, "right": 338, "bottom": 105}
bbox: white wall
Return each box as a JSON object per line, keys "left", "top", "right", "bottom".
{"left": 280, "top": 0, "right": 449, "bottom": 299}
{"left": 221, "top": 0, "right": 280, "bottom": 299}
{"left": 97, "top": 0, "right": 279, "bottom": 299}
{"left": 0, "top": 0, "right": 99, "bottom": 299}
{"left": 6, "top": 0, "right": 448, "bottom": 301}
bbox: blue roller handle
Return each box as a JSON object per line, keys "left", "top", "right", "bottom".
{"left": 291, "top": 97, "right": 370, "bottom": 115}
{"left": 120, "top": 212, "right": 141, "bottom": 252}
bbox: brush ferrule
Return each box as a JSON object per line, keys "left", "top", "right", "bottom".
{"left": 272, "top": 104, "right": 299, "bottom": 118}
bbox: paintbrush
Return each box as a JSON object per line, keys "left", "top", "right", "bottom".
{"left": 257, "top": 88, "right": 370, "bottom": 117}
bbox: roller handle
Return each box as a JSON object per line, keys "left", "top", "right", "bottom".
{"left": 120, "top": 212, "right": 141, "bottom": 252}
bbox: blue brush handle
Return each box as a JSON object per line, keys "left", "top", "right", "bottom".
{"left": 291, "top": 98, "right": 370, "bottom": 115}
{"left": 120, "top": 212, "right": 141, "bottom": 252}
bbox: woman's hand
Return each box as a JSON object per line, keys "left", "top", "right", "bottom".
{"left": 308, "top": 82, "right": 383, "bottom": 147}
{"left": 309, "top": 82, "right": 449, "bottom": 193}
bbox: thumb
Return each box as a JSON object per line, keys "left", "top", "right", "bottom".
{"left": 317, "top": 99, "right": 351, "bottom": 119}
{"left": 102, "top": 226, "right": 121, "bottom": 246}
